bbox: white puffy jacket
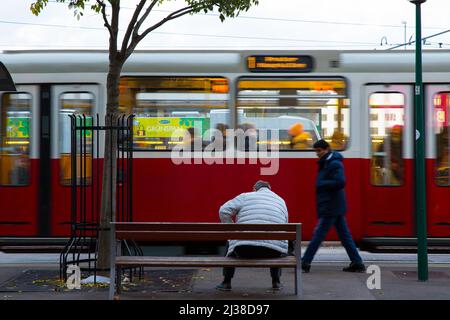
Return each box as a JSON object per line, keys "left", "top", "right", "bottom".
{"left": 219, "top": 187, "right": 289, "bottom": 256}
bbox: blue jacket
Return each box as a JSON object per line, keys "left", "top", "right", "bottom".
{"left": 316, "top": 151, "right": 347, "bottom": 217}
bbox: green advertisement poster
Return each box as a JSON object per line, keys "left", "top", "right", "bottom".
{"left": 7, "top": 117, "right": 30, "bottom": 138}
{"left": 134, "top": 117, "right": 209, "bottom": 138}
{"left": 75, "top": 116, "right": 93, "bottom": 138}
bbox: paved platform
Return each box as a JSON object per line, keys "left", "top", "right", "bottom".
{"left": 1, "top": 248, "right": 449, "bottom": 300}
{"left": 2, "top": 246, "right": 450, "bottom": 265}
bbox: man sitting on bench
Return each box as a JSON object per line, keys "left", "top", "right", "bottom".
{"left": 216, "top": 180, "right": 289, "bottom": 291}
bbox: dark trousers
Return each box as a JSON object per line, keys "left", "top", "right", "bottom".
{"left": 302, "top": 215, "right": 363, "bottom": 264}
{"left": 223, "top": 245, "right": 283, "bottom": 281}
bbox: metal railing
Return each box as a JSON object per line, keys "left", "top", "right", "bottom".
{"left": 60, "top": 113, "right": 142, "bottom": 282}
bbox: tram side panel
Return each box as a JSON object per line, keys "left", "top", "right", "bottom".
{"left": 131, "top": 156, "right": 364, "bottom": 241}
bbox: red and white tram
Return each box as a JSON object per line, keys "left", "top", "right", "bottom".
{"left": 0, "top": 50, "right": 449, "bottom": 248}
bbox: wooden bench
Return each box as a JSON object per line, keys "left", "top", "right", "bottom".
{"left": 109, "top": 222, "right": 302, "bottom": 299}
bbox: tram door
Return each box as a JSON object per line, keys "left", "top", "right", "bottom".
{"left": 425, "top": 85, "right": 450, "bottom": 237}
{"left": 49, "top": 84, "right": 99, "bottom": 236}
{"left": 0, "top": 85, "right": 40, "bottom": 236}
{"left": 364, "top": 85, "right": 414, "bottom": 237}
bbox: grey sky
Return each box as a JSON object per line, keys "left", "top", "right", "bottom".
{"left": 1, "top": 0, "right": 449, "bottom": 50}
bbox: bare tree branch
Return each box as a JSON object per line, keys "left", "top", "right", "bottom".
{"left": 140, "top": 6, "right": 194, "bottom": 39}
{"left": 124, "top": 6, "right": 195, "bottom": 60}
{"left": 120, "top": 0, "right": 147, "bottom": 57}
{"left": 96, "top": 0, "right": 112, "bottom": 36}
{"left": 132, "top": 0, "right": 159, "bottom": 39}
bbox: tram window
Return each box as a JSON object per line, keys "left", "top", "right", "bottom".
{"left": 59, "top": 92, "right": 93, "bottom": 185}
{"left": 369, "top": 92, "right": 405, "bottom": 186}
{"left": 433, "top": 92, "right": 450, "bottom": 186}
{"left": 0, "top": 93, "right": 31, "bottom": 186}
{"left": 120, "top": 77, "right": 230, "bottom": 151}
{"left": 236, "top": 78, "right": 349, "bottom": 151}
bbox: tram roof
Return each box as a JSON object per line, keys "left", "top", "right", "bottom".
{"left": 1, "top": 49, "right": 450, "bottom": 74}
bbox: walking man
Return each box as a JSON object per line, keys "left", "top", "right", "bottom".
{"left": 302, "top": 140, "right": 365, "bottom": 273}
{"left": 216, "top": 180, "right": 288, "bottom": 291}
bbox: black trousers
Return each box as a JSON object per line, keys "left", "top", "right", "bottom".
{"left": 223, "top": 245, "right": 283, "bottom": 281}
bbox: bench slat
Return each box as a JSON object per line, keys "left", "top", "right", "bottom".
{"left": 114, "top": 223, "right": 299, "bottom": 232}
{"left": 116, "top": 230, "right": 296, "bottom": 241}
{"left": 116, "top": 256, "right": 297, "bottom": 267}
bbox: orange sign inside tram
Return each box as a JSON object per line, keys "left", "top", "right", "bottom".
{"left": 247, "top": 55, "right": 314, "bottom": 73}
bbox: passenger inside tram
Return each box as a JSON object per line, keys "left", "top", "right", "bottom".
{"left": 288, "top": 123, "right": 313, "bottom": 149}
{"left": 436, "top": 125, "right": 450, "bottom": 185}
{"left": 9, "top": 148, "right": 29, "bottom": 185}
{"left": 236, "top": 122, "right": 257, "bottom": 151}
{"left": 329, "top": 129, "right": 348, "bottom": 150}
{"left": 371, "top": 125, "right": 404, "bottom": 186}
{"left": 182, "top": 127, "right": 203, "bottom": 151}
{"left": 211, "top": 123, "right": 229, "bottom": 151}
{"left": 390, "top": 125, "right": 403, "bottom": 184}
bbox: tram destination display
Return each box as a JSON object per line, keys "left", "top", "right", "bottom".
{"left": 247, "top": 55, "right": 314, "bottom": 73}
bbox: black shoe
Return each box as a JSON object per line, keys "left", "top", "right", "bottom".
{"left": 301, "top": 262, "right": 311, "bottom": 273}
{"left": 343, "top": 262, "right": 366, "bottom": 273}
{"left": 216, "top": 281, "right": 232, "bottom": 291}
{"left": 272, "top": 279, "right": 282, "bottom": 291}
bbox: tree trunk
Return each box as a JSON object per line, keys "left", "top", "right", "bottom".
{"left": 97, "top": 61, "right": 123, "bottom": 270}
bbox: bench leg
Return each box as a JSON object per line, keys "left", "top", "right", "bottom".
{"left": 115, "top": 240, "right": 123, "bottom": 296}
{"left": 295, "top": 266, "right": 302, "bottom": 298}
{"left": 109, "top": 262, "right": 116, "bottom": 300}
{"left": 109, "top": 227, "right": 119, "bottom": 300}
{"left": 294, "top": 225, "right": 303, "bottom": 299}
